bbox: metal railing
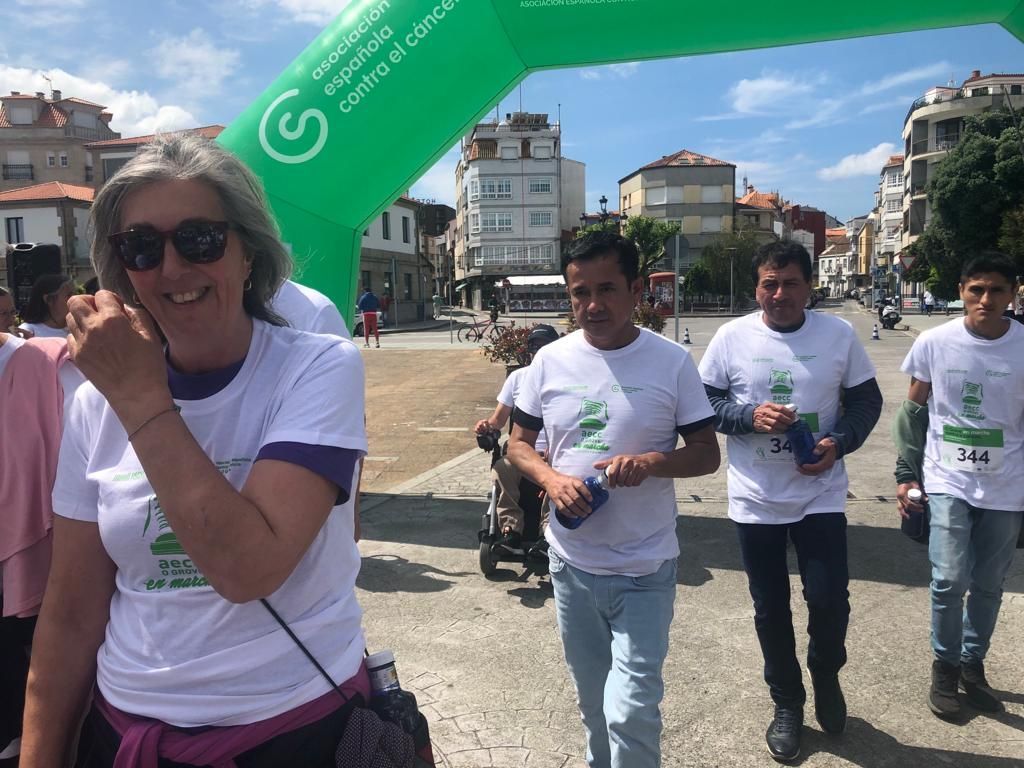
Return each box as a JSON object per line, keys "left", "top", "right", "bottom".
{"left": 2, "top": 164, "right": 33, "bottom": 180}
{"left": 64, "top": 125, "right": 118, "bottom": 141}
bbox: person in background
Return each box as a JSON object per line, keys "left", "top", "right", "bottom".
{"left": 381, "top": 292, "right": 392, "bottom": 327}
{"left": 0, "top": 287, "right": 18, "bottom": 334}
{"left": 21, "top": 134, "right": 370, "bottom": 768}
{"left": 923, "top": 289, "right": 935, "bottom": 317}
{"left": 356, "top": 287, "right": 381, "bottom": 348}
{"left": 18, "top": 274, "right": 75, "bottom": 339}
{"left": 432, "top": 292, "right": 444, "bottom": 321}
{"left": 474, "top": 324, "right": 560, "bottom": 553}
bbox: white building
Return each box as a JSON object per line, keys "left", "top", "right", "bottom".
{"left": 453, "top": 112, "right": 584, "bottom": 309}
{"left": 359, "top": 196, "right": 430, "bottom": 324}
{"left": 870, "top": 154, "right": 904, "bottom": 302}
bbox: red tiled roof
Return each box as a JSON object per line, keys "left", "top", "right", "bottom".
{"left": 85, "top": 124, "right": 224, "bottom": 149}
{"left": 884, "top": 154, "right": 904, "bottom": 167}
{"left": 825, "top": 227, "right": 847, "bottom": 239}
{"left": 962, "top": 72, "right": 1024, "bottom": 84}
{"left": 0, "top": 103, "right": 69, "bottom": 129}
{"left": 737, "top": 188, "right": 782, "bottom": 210}
{"left": 58, "top": 96, "right": 106, "bottom": 109}
{"left": 639, "top": 149, "right": 732, "bottom": 170}
{"left": 0, "top": 182, "right": 95, "bottom": 204}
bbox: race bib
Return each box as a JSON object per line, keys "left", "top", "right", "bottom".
{"left": 751, "top": 413, "right": 819, "bottom": 462}
{"left": 940, "top": 425, "right": 1004, "bottom": 473}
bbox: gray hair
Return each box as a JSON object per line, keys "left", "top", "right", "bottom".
{"left": 90, "top": 134, "right": 291, "bottom": 325}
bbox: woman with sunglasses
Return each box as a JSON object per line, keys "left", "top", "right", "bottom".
{"left": 21, "top": 136, "right": 370, "bottom": 768}
{"left": 18, "top": 273, "right": 75, "bottom": 339}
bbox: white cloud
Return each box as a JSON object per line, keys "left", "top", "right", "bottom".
{"left": 860, "top": 95, "right": 914, "bottom": 116}
{"left": 409, "top": 146, "right": 459, "bottom": 207}
{"left": 817, "top": 142, "right": 897, "bottom": 181}
{"left": 696, "top": 71, "right": 826, "bottom": 122}
{"left": 859, "top": 62, "right": 953, "bottom": 95}
{"left": 576, "top": 62, "right": 641, "bottom": 82}
{"left": 256, "top": 0, "right": 352, "bottom": 24}
{"left": 784, "top": 98, "right": 844, "bottom": 130}
{"left": 150, "top": 29, "right": 241, "bottom": 95}
{"left": 0, "top": 65, "right": 200, "bottom": 137}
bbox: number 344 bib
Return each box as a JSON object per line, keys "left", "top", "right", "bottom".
{"left": 940, "top": 425, "right": 1004, "bottom": 473}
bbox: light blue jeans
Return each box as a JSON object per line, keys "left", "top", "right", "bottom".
{"left": 548, "top": 549, "right": 677, "bottom": 768}
{"left": 928, "top": 493, "right": 1023, "bottom": 666}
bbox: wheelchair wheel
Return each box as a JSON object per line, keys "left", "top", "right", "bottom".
{"left": 478, "top": 540, "right": 498, "bottom": 576}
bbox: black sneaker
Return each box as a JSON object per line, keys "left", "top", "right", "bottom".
{"left": 929, "top": 660, "right": 962, "bottom": 720}
{"left": 812, "top": 673, "right": 847, "bottom": 734}
{"left": 765, "top": 705, "right": 802, "bottom": 763}
{"left": 960, "top": 661, "right": 1004, "bottom": 713}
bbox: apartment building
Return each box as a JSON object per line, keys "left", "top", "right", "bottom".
{"left": 0, "top": 90, "right": 119, "bottom": 192}
{"left": 453, "top": 112, "right": 585, "bottom": 309}
{"left": 735, "top": 183, "right": 784, "bottom": 244}
{"left": 85, "top": 125, "right": 225, "bottom": 187}
{"left": 902, "top": 70, "right": 1024, "bottom": 252}
{"left": 619, "top": 150, "right": 735, "bottom": 270}
{"left": 359, "top": 196, "right": 431, "bottom": 324}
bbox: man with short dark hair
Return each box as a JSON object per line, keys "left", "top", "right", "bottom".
{"left": 356, "top": 287, "right": 381, "bottom": 348}
{"left": 699, "top": 240, "right": 882, "bottom": 762}
{"left": 895, "top": 251, "right": 1024, "bottom": 720}
{"left": 508, "top": 232, "right": 720, "bottom": 767}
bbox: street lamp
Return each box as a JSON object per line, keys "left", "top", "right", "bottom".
{"left": 598, "top": 195, "right": 609, "bottom": 223}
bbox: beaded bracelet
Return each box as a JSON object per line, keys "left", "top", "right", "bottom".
{"left": 128, "top": 405, "right": 181, "bottom": 441}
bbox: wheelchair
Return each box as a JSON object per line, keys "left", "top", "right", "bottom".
{"left": 475, "top": 430, "right": 549, "bottom": 577}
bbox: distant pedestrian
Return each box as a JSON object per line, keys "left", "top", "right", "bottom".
{"left": 895, "top": 252, "right": 1024, "bottom": 721}
{"left": 357, "top": 287, "right": 381, "bottom": 348}
{"left": 381, "top": 292, "right": 392, "bottom": 325}
{"left": 432, "top": 292, "right": 444, "bottom": 320}
{"left": 18, "top": 274, "right": 74, "bottom": 339}
{"left": 923, "top": 289, "right": 934, "bottom": 317}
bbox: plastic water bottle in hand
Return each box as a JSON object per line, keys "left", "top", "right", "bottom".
{"left": 555, "top": 470, "right": 610, "bottom": 529}
{"left": 783, "top": 404, "right": 819, "bottom": 466}
{"left": 366, "top": 650, "right": 421, "bottom": 735}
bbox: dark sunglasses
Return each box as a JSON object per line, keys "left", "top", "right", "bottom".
{"left": 108, "top": 221, "right": 231, "bottom": 272}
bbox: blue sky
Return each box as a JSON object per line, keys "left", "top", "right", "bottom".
{"left": 1, "top": 1, "right": 1021, "bottom": 221}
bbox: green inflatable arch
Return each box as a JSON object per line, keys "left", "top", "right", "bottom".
{"left": 218, "top": 1, "right": 1024, "bottom": 323}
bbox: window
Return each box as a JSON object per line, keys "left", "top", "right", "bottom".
{"left": 402, "top": 216, "right": 410, "bottom": 243}
{"left": 529, "top": 211, "right": 552, "bottom": 227}
{"left": 744, "top": 214, "right": 761, "bottom": 227}
{"left": 381, "top": 211, "right": 391, "bottom": 240}
{"left": 700, "top": 216, "right": 722, "bottom": 233}
{"left": 886, "top": 227, "right": 899, "bottom": 241}
{"left": 887, "top": 172, "right": 903, "bottom": 188}
{"left": 646, "top": 187, "right": 667, "bottom": 206}
{"left": 7, "top": 107, "right": 32, "bottom": 125}
{"left": 469, "top": 180, "right": 479, "bottom": 200}
{"left": 6, "top": 217, "right": 25, "bottom": 244}
{"left": 528, "top": 177, "right": 552, "bottom": 194}
{"left": 361, "top": 270, "right": 372, "bottom": 291}
{"left": 885, "top": 200, "right": 901, "bottom": 213}
{"left": 59, "top": 151, "right": 68, "bottom": 168}
{"left": 474, "top": 243, "right": 554, "bottom": 266}
{"left": 665, "top": 186, "right": 684, "bottom": 204}
{"left": 47, "top": 152, "right": 56, "bottom": 168}
{"left": 481, "top": 212, "right": 513, "bottom": 232}
{"left": 479, "top": 178, "right": 512, "bottom": 199}
{"left": 701, "top": 185, "right": 723, "bottom": 203}
{"left": 500, "top": 146, "right": 518, "bottom": 160}
{"left": 403, "top": 273, "right": 413, "bottom": 300}
{"left": 103, "top": 157, "right": 129, "bottom": 181}
{"left": 1011, "top": 85, "right": 1022, "bottom": 96}
{"left": 533, "top": 144, "right": 552, "bottom": 160}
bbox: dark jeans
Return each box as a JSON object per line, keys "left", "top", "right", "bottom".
{"left": 76, "top": 695, "right": 360, "bottom": 768}
{"left": 736, "top": 513, "right": 850, "bottom": 708}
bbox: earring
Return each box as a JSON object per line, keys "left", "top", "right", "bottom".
{"left": 244, "top": 278, "right": 253, "bottom": 291}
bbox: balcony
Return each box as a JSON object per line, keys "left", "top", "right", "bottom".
{"left": 64, "top": 125, "right": 118, "bottom": 142}
{"left": 2, "top": 164, "right": 33, "bottom": 181}
{"left": 910, "top": 136, "right": 960, "bottom": 156}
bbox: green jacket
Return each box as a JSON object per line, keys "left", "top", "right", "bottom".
{"left": 892, "top": 399, "right": 929, "bottom": 484}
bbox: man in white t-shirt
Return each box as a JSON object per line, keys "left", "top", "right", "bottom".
{"left": 473, "top": 324, "right": 560, "bottom": 552}
{"left": 896, "top": 252, "right": 1024, "bottom": 721}
{"left": 270, "top": 279, "right": 351, "bottom": 339}
{"left": 508, "top": 232, "right": 719, "bottom": 768}
{"left": 699, "top": 241, "right": 882, "bottom": 763}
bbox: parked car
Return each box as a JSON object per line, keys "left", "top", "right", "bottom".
{"left": 353, "top": 307, "right": 384, "bottom": 337}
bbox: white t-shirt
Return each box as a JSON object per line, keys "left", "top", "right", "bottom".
{"left": 271, "top": 280, "right": 351, "bottom": 339}
{"left": 516, "top": 328, "right": 714, "bottom": 576}
{"left": 699, "top": 311, "right": 876, "bottom": 524}
{"left": 18, "top": 322, "right": 67, "bottom": 339}
{"left": 498, "top": 366, "right": 547, "bottom": 453}
{"left": 0, "top": 333, "right": 26, "bottom": 377}
{"left": 53, "top": 320, "right": 368, "bottom": 726}
{"left": 901, "top": 317, "right": 1024, "bottom": 511}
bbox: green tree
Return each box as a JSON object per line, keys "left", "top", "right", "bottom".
{"left": 622, "top": 216, "right": 681, "bottom": 279}
{"left": 700, "top": 227, "right": 761, "bottom": 302}
{"left": 911, "top": 109, "right": 1024, "bottom": 286}
{"left": 575, "top": 219, "right": 619, "bottom": 237}
{"left": 684, "top": 262, "right": 711, "bottom": 300}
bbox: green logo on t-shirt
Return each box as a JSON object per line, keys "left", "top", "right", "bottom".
{"left": 574, "top": 397, "right": 610, "bottom": 452}
{"left": 768, "top": 369, "right": 794, "bottom": 404}
{"left": 959, "top": 381, "right": 985, "bottom": 420}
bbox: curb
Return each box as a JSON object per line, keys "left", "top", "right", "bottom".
{"left": 384, "top": 445, "right": 484, "bottom": 495}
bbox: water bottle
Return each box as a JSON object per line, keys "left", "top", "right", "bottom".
{"left": 902, "top": 487, "right": 929, "bottom": 541}
{"left": 783, "top": 404, "right": 819, "bottom": 466}
{"left": 366, "top": 649, "right": 420, "bottom": 735}
{"left": 555, "top": 470, "right": 610, "bottom": 529}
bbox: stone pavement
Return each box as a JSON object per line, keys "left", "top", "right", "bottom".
{"left": 354, "top": 307, "right": 1024, "bottom": 768}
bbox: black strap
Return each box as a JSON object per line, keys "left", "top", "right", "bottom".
{"left": 261, "top": 598, "right": 349, "bottom": 704}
